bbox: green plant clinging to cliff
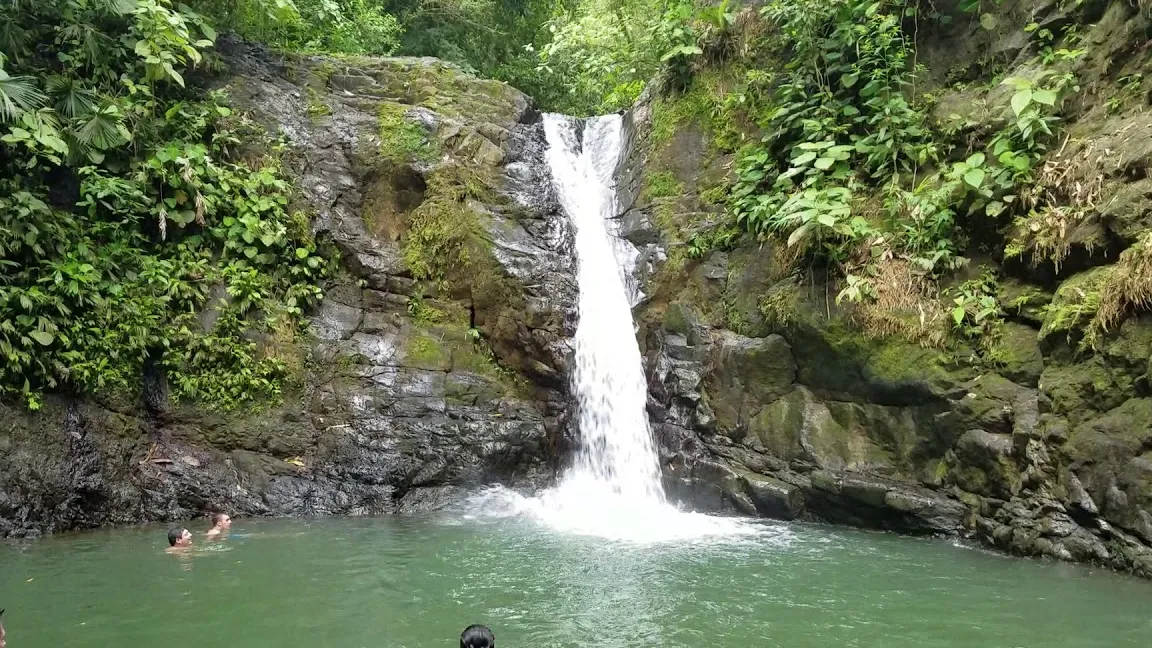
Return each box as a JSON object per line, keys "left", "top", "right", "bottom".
{"left": 711, "top": 0, "right": 1078, "bottom": 320}
{"left": 0, "top": 0, "right": 330, "bottom": 411}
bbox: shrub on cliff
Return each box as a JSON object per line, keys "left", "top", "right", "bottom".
{"left": 0, "top": 0, "right": 330, "bottom": 411}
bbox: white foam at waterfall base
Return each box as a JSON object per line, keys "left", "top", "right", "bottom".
{"left": 463, "top": 114, "right": 764, "bottom": 545}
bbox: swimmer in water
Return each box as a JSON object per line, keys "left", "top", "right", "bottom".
{"left": 206, "top": 513, "right": 232, "bottom": 538}
{"left": 166, "top": 527, "right": 193, "bottom": 553}
{"left": 1, "top": 607, "right": 7, "bottom": 648}
{"left": 459, "top": 625, "right": 494, "bottom": 648}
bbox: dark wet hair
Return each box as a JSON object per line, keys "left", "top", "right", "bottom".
{"left": 210, "top": 512, "right": 227, "bottom": 527}
{"left": 167, "top": 528, "right": 185, "bottom": 546}
{"left": 460, "top": 624, "right": 494, "bottom": 648}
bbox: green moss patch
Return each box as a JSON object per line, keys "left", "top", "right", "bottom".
{"left": 1039, "top": 266, "right": 1111, "bottom": 344}
{"left": 378, "top": 102, "right": 438, "bottom": 164}
{"left": 643, "top": 171, "right": 684, "bottom": 201}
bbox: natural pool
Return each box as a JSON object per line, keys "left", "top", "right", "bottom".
{"left": 3, "top": 511, "right": 1152, "bottom": 648}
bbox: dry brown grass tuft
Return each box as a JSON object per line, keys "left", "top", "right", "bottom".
{"left": 1091, "top": 232, "right": 1152, "bottom": 336}
{"left": 844, "top": 249, "right": 949, "bottom": 348}
{"left": 1011, "top": 140, "right": 1105, "bottom": 271}
{"left": 732, "top": 7, "right": 770, "bottom": 58}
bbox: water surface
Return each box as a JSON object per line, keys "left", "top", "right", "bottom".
{"left": 3, "top": 514, "right": 1151, "bottom": 648}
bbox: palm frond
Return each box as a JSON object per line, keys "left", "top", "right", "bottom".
{"left": 57, "top": 23, "right": 114, "bottom": 69}
{"left": 0, "top": 68, "right": 46, "bottom": 122}
{"left": 75, "top": 106, "right": 126, "bottom": 150}
{"left": 0, "top": 19, "right": 30, "bottom": 61}
{"left": 47, "top": 75, "right": 98, "bottom": 118}
{"left": 95, "top": 0, "right": 141, "bottom": 16}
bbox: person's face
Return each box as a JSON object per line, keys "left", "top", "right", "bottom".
{"left": 178, "top": 529, "right": 193, "bottom": 546}
{"left": 220, "top": 515, "right": 232, "bottom": 529}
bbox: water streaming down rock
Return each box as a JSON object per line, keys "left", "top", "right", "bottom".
{"left": 544, "top": 113, "right": 664, "bottom": 504}
{"left": 466, "top": 114, "right": 760, "bottom": 543}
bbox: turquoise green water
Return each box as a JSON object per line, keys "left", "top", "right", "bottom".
{"left": 3, "top": 513, "right": 1152, "bottom": 647}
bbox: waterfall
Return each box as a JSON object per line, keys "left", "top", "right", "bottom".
{"left": 464, "top": 113, "right": 757, "bottom": 543}
{"left": 541, "top": 113, "right": 665, "bottom": 504}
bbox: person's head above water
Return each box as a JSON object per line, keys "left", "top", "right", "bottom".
{"left": 209, "top": 512, "right": 232, "bottom": 530}
{"left": 167, "top": 527, "right": 192, "bottom": 547}
{"left": 460, "top": 624, "right": 494, "bottom": 648}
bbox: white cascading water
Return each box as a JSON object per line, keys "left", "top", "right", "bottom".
{"left": 544, "top": 114, "right": 664, "bottom": 504}
{"left": 465, "top": 114, "right": 760, "bottom": 543}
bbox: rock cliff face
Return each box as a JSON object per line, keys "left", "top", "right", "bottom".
{"left": 0, "top": 43, "right": 576, "bottom": 537}
{"left": 618, "top": 0, "right": 1152, "bottom": 576}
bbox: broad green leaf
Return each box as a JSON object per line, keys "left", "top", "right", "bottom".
{"left": 1033, "top": 89, "right": 1058, "bottom": 106}
{"left": 841, "top": 73, "right": 859, "bottom": 88}
{"left": 29, "top": 330, "right": 54, "bottom": 346}
{"left": 966, "top": 152, "right": 985, "bottom": 166}
{"left": 980, "top": 14, "right": 998, "bottom": 31}
{"left": 792, "top": 151, "right": 818, "bottom": 165}
{"left": 787, "top": 223, "right": 811, "bottom": 247}
{"left": 1011, "top": 89, "right": 1032, "bottom": 116}
{"left": 963, "top": 168, "right": 985, "bottom": 189}
{"left": 814, "top": 157, "right": 836, "bottom": 170}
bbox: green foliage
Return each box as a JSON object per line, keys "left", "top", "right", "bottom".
{"left": 190, "top": 0, "right": 402, "bottom": 55}
{"left": 721, "top": 0, "right": 1077, "bottom": 302}
{"left": 406, "top": 292, "right": 447, "bottom": 325}
{"left": 729, "top": 0, "right": 933, "bottom": 264}
{"left": 643, "top": 170, "right": 683, "bottom": 199}
{"left": 533, "top": 0, "right": 683, "bottom": 114}
{"left": 192, "top": 0, "right": 561, "bottom": 112}
{"left": 946, "top": 271, "right": 1002, "bottom": 341}
{"left": 0, "top": 1, "right": 329, "bottom": 410}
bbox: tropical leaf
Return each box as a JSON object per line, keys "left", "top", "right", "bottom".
{"left": 46, "top": 75, "right": 98, "bottom": 118}
{"left": 97, "top": 0, "right": 141, "bottom": 15}
{"left": 0, "top": 68, "right": 46, "bottom": 122}
{"left": 76, "top": 106, "right": 126, "bottom": 149}
{"left": 0, "top": 20, "right": 30, "bottom": 60}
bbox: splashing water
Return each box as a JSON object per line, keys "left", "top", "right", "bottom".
{"left": 466, "top": 114, "right": 760, "bottom": 544}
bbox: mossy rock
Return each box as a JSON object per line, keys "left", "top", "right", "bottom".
{"left": 707, "top": 332, "right": 797, "bottom": 434}
{"left": 952, "top": 429, "right": 1021, "bottom": 500}
{"left": 723, "top": 245, "right": 788, "bottom": 337}
{"left": 402, "top": 332, "right": 453, "bottom": 371}
{"left": 786, "top": 315, "right": 973, "bottom": 406}
{"left": 1040, "top": 357, "right": 1139, "bottom": 423}
{"left": 1067, "top": 398, "right": 1152, "bottom": 465}
{"left": 997, "top": 277, "right": 1052, "bottom": 326}
{"left": 987, "top": 322, "right": 1045, "bottom": 387}
{"left": 1066, "top": 398, "right": 1152, "bottom": 540}
{"left": 377, "top": 101, "right": 438, "bottom": 164}
{"left": 747, "top": 387, "right": 894, "bottom": 471}
{"left": 349, "top": 57, "right": 529, "bottom": 129}
{"left": 1039, "top": 266, "right": 1111, "bottom": 345}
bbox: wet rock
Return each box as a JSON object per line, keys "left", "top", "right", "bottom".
{"left": 1, "top": 49, "right": 571, "bottom": 537}
{"left": 740, "top": 472, "right": 805, "bottom": 519}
